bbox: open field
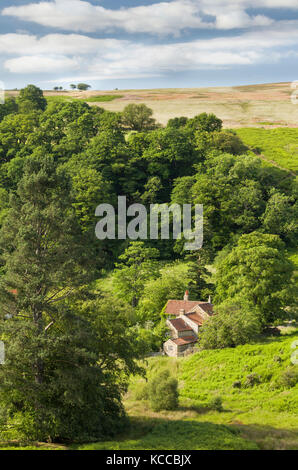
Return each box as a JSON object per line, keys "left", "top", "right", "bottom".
{"left": 1, "top": 330, "right": 297, "bottom": 450}
{"left": 6, "top": 82, "right": 298, "bottom": 128}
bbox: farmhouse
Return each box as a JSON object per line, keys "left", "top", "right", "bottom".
{"left": 163, "top": 291, "right": 213, "bottom": 357}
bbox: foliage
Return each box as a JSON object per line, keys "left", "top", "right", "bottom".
{"left": 215, "top": 232, "right": 296, "bottom": 325}
{"left": 0, "top": 156, "right": 142, "bottom": 442}
{"left": 18, "top": 85, "right": 47, "bottom": 113}
{"left": 199, "top": 298, "right": 262, "bottom": 349}
{"left": 208, "top": 396, "right": 223, "bottom": 411}
{"left": 138, "top": 262, "right": 199, "bottom": 322}
{"left": 167, "top": 116, "right": 188, "bottom": 128}
{"left": 148, "top": 369, "right": 179, "bottom": 411}
{"left": 122, "top": 103, "right": 158, "bottom": 131}
{"left": 77, "top": 83, "right": 91, "bottom": 91}
{"left": 113, "top": 242, "right": 160, "bottom": 307}
{"left": 0, "top": 97, "right": 18, "bottom": 122}
{"left": 186, "top": 112, "right": 222, "bottom": 133}
{"left": 124, "top": 332, "right": 298, "bottom": 450}
{"left": 261, "top": 189, "right": 298, "bottom": 244}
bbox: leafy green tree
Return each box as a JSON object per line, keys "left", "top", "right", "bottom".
{"left": 186, "top": 112, "right": 222, "bottom": 133}
{"left": 191, "top": 154, "right": 266, "bottom": 252}
{"left": 18, "top": 85, "right": 47, "bottom": 112}
{"left": 261, "top": 190, "right": 298, "bottom": 245}
{"left": 0, "top": 155, "right": 104, "bottom": 440}
{"left": 212, "top": 130, "right": 248, "bottom": 155}
{"left": 70, "top": 165, "right": 116, "bottom": 233}
{"left": 0, "top": 97, "right": 18, "bottom": 122}
{"left": 148, "top": 369, "right": 179, "bottom": 411}
{"left": 167, "top": 116, "right": 188, "bottom": 128}
{"left": 215, "top": 232, "right": 296, "bottom": 325}
{"left": 0, "top": 187, "right": 9, "bottom": 227}
{"left": 122, "top": 103, "right": 157, "bottom": 131}
{"left": 142, "top": 127, "right": 199, "bottom": 199}
{"left": 77, "top": 83, "right": 91, "bottom": 91}
{"left": 199, "top": 298, "right": 262, "bottom": 349}
{"left": 0, "top": 112, "right": 39, "bottom": 162}
{"left": 138, "top": 262, "right": 199, "bottom": 322}
{"left": 70, "top": 84, "right": 77, "bottom": 90}
{"left": 113, "top": 242, "right": 160, "bottom": 307}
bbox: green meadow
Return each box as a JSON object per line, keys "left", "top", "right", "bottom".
{"left": 235, "top": 128, "right": 298, "bottom": 173}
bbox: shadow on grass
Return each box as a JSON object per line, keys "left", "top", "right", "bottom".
{"left": 72, "top": 416, "right": 259, "bottom": 450}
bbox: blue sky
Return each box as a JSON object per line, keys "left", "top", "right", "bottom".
{"left": 1, "top": 0, "right": 298, "bottom": 90}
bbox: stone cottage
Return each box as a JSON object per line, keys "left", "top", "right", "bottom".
{"left": 163, "top": 291, "right": 213, "bottom": 357}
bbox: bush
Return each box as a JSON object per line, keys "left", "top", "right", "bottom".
{"left": 148, "top": 370, "right": 179, "bottom": 412}
{"left": 232, "top": 380, "right": 242, "bottom": 389}
{"left": 208, "top": 396, "right": 223, "bottom": 411}
{"left": 212, "top": 130, "right": 248, "bottom": 155}
{"left": 199, "top": 300, "right": 261, "bottom": 350}
{"left": 278, "top": 367, "right": 298, "bottom": 389}
{"left": 134, "top": 382, "right": 149, "bottom": 401}
{"left": 245, "top": 373, "right": 261, "bottom": 387}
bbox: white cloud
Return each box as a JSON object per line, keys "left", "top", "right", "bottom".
{"left": 5, "top": 55, "right": 79, "bottom": 73}
{"left": 215, "top": 11, "right": 273, "bottom": 29}
{"left": 0, "top": 33, "right": 127, "bottom": 55}
{"left": 2, "top": 0, "right": 207, "bottom": 35}
{"left": 2, "top": 20, "right": 298, "bottom": 79}
{"left": 2, "top": 0, "right": 288, "bottom": 35}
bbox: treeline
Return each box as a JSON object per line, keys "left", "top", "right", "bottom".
{"left": 0, "top": 85, "right": 297, "bottom": 442}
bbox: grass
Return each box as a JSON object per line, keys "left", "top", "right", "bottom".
{"left": 85, "top": 94, "right": 123, "bottom": 102}
{"left": 45, "top": 94, "right": 123, "bottom": 105}
{"left": 1, "top": 331, "right": 297, "bottom": 450}
{"left": 235, "top": 128, "right": 298, "bottom": 173}
{"left": 7, "top": 83, "right": 298, "bottom": 126}
{"left": 75, "top": 418, "right": 258, "bottom": 450}
{"left": 45, "top": 95, "right": 80, "bottom": 104}
{"left": 123, "top": 330, "right": 298, "bottom": 451}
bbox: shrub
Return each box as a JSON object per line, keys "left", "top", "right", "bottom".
{"left": 199, "top": 299, "right": 261, "bottom": 350}
{"left": 278, "top": 367, "right": 298, "bottom": 389}
{"left": 232, "top": 380, "right": 242, "bottom": 389}
{"left": 148, "top": 370, "right": 179, "bottom": 412}
{"left": 245, "top": 373, "right": 261, "bottom": 387}
{"left": 208, "top": 396, "right": 223, "bottom": 412}
{"left": 134, "top": 382, "right": 149, "bottom": 401}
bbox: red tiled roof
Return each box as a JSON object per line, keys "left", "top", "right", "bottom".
{"left": 185, "top": 312, "right": 204, "bottom": 326}
{"left": 171, "top": 336, "right": 197, "bottom": 346}
{"left": 165, "top": 300, "right": 213, "bottom": 316}
{"left": 169, "top": 318, "right": 193, "bottom": 332}
{"left": 197, "top": 303, "right": 214, "bottom": 315}
{"left": 165, "top": 300, "right": 199, "bottom": 316}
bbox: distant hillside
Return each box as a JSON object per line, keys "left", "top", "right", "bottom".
{"left": 6, "top": 82, "right": 298, "bottom": 128}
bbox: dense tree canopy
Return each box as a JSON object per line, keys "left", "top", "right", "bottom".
{"left": 215, "top": 232, "right": 296, "bottom": 324}
{"left": 0, "top": 85, "right": 297, "bottom": 441}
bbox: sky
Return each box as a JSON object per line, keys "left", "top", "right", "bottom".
{"left": 1, "top": 0, "right": 298, "bottom": 90}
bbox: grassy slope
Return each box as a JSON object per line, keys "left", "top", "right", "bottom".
{"left": 81, "top": 331, "right": 298, "bottom": 451}
{"left": 235, "top": 128, "right": 298, "bottom": 173}
{"left": 2, "top": 332, "right": 297, "bottom": 450}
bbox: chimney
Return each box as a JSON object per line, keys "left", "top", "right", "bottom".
{"left": 184, "top": 290, "right": 189, "bottom": 301}
{"left": 208, "top": 295, "right": 212, "bottom": 304}
{"left": 179, "top": 309, "right": 185, "bottom": 316}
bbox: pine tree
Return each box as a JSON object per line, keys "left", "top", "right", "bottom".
{"left": 0, "top": 155, "right": 103, "bottom": 440}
